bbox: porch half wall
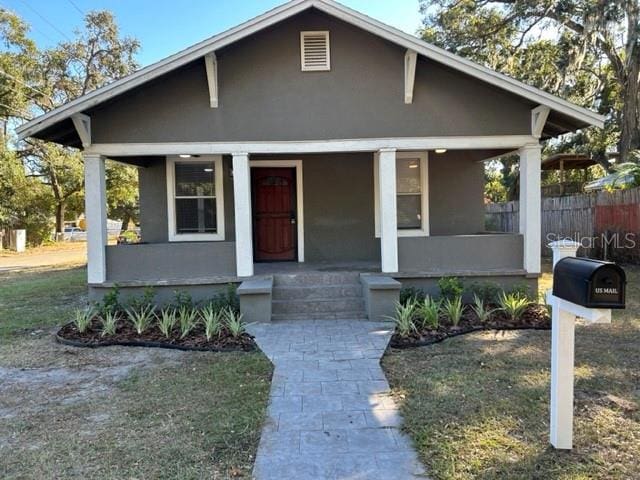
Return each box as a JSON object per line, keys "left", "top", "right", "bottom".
{"left": 398, "top": 234, "right": 524, "bottom": 272}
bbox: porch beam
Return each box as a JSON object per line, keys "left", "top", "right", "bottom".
{"left": 232, "top": 152, "right": 254, "bottom": 277}
{"left": 204, "top": 52, "right": 218, "bottom": 108}
{"left": 404, "top": 49, "right": 417, "bottom": 104}
{"left": 378, "top": 148, "right": 398, "bottom": 273}
{"left": 84, "top": 153, "right": 107, "bottom": 283}
{"left": 519, "top": 143, "right": 542, "bottom": 274}
{"left": 85, "top": 135, "right": 539, "bottom": 156}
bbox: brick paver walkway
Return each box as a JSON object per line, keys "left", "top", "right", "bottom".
{"left": 248, "top": 320, "right": 426, "bottom": 479}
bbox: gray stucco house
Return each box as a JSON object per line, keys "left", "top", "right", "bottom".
{"left": 17, "top": 0, "right": 603, "bottom": 321}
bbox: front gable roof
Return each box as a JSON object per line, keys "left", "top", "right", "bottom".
{"left": 16, "top": 0, "right": 604, "bottom": 142}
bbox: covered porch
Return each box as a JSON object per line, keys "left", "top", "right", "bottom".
{"left": 83, "top": 135, "right": 542, "bottom": 294}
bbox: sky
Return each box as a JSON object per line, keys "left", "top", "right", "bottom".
{"left": 2, "top": 0, "right": 425, "bottom": 66}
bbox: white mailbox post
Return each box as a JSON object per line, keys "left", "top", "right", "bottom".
{"left": 546, "top": 240, "right": 612, "bottom": 449}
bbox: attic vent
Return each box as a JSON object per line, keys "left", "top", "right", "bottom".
{"left": 300, "top": 31, "right": 330, "bottom": 71}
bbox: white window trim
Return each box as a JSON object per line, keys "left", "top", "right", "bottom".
{"left": 249, "top": 159, "right": 305, "bottom": 262}
{"left": 374, "top": 151, "right": 429, "bottom": 237}
{"left": 166, "top": 155, "right": 225, "bottom": 242}
{"left": 300, "top": 30, "right": 331, "bottom": 72}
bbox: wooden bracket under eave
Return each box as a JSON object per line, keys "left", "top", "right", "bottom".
{"left": 71, "top": 113, "right": 91, "bottom": 148}
{"left": 404, "top": 49, "right": 417, "bottom": 104}
{"left": 205, "top": 53, "right": 218, "bottom": 108}
{"left": 531, "top": 105, "right": 551, "bottom": 138}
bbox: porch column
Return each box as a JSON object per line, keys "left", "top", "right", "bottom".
{"left": 232, "top": 152, "right": 254, "bottom": 277}
{"left": 84, "top": 153, "right": 107, "bottom": 283}
{"left": 519, "top": 144, "right": 542, "bottom": 274}
{"left": 378, "top": 148, "right": 398, "bottom": 273}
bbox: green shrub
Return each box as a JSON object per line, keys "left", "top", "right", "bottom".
{"left": 125, "top": 304, "right": 155, "bottom": 335}
{"left": 442, "top": 296, "right": 464, "bottom": 326}
{"left": 100, "top": 311, "right": 118, "bottom": 337}
{"left": 223, "top": 308, "right": 246, "bottom": 338}
{"left": 508, "top": 282, "right": 535, "bottom": 301}
{"left": 201, "top": 304, "right": 224, "bottom": 340}
{"left": 471, "top": 294, "right": 496, "bottom": 323}
{"left": 128, "top": 287, "right": 156, "bottom": 311}
{"left": 438, "top": 277, "right": 464, "bottom": 300}
{"left": 157, "top": 307, "right": 177, "bottom": 338}
{"left": 172, "top": 290, "right": 193, "bottom": 310}
{"left": 386, "top": 300, "right": 418, "bottom": 338}
{"left": 498, "top": 292, "right": 531, "bottom": 321}
{"left": 469, "top": 281, "right": 502, "bottom": 304}
{"left": 73, "top": 307, "right": 95, "bottom": 333}
{"left": 178, "top": 306, "right": 198, "bottom": 339}
{"left": 208, "top": 284, "right": 240, "bottom": 313}
{"left": 399, "top": 286, "right": 426, "bottom": 306}
{"left": 416, "top": 296, "right": 440, "bottom": 330}
{"left": 98, "top": 285, "right": 121, "bottom": 316}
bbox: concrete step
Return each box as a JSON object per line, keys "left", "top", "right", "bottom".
{"left": 272, "top": 297, "right": 365, "bottom": 315}
{"left": 271, "top": 311, "right": 368, "bottom": 321}
{"left": 272, "top": 284, "right": 363, "bottom": 301}
{"left": 273, "top": 272, "right": 361, "bottom": 286}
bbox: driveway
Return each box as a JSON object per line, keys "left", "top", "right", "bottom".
{"left": 0, "top": 243, "right": 87, "bottom": 272}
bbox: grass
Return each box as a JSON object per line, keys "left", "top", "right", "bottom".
{"left": 0, "top": 265, "right": 273, "bottom": 479}
{"left": 383, "top": 260, "right": 640, "bottom": 480}
{"left": 0, "top": 265, "right": 87, "bottom": 338}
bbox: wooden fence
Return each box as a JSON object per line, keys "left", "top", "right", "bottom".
{"left": 486, "top": 187, "right": 640, "bottom": 262}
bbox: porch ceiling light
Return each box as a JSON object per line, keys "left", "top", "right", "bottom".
{"left": 179, "top": 154, "right": 192, "bottom": 158}
{"left": 204, "top": 168, "right": 213, "bottom": 172}
{"left": 435, "top": 148, "right": 447, "bottom": 154}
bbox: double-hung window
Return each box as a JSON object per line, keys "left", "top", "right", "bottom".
{"left": 166, "top": 155, "right": 225, "bottom": 241}
{"left": 374, "top": 151, "right": 429, "bottom": 237}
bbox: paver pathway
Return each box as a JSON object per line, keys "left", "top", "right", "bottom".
{"left": 248, "top": 319, "right": 426, "bottom": 479}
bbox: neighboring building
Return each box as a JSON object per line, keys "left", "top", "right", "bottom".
{"left": 541, "top": 153, "right": 599, "bottom": 197}
{"left": 16, "top": 0, "right": 604, "bottom": 320}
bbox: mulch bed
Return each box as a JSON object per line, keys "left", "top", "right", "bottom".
{"left": 57, "top": 318, "right": 257, "bottom": 352}
{"left": 390, "top": 304, "right": 550, "bottom": 348}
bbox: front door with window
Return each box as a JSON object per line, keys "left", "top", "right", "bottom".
{"left": 252, "top": 167, "right": 297, "bottom": 261}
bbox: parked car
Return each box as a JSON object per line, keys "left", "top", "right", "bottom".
{"left": 63, "top": 227, "right": 87, "bottom": 241}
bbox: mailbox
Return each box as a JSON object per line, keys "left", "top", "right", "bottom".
{"left": 553, "top": 257, "right": 626, "bottom": 309}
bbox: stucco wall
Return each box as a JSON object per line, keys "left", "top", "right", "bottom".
{"left": 398, "top": 234, "right": 524, "bottom": 272}
{"left": 106, "top": 243, "right": 236, "bottom": 281}
{"left": 89, "top": 9, "right": 531, "bottom": 143}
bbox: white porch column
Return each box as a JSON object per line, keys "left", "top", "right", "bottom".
{"left": 378, "top": 148, "right": 398, "bottom": 273}
{"left": 519, "top": 144, "right": 542, "bottom": 274}
{"left": 84, "top": 153, "right": 107, "bottom": 284}
{"left": 232, "top": 152, "right": 254, "bottom": 277}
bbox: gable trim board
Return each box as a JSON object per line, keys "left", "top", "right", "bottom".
{"left": 17, "top": 0, "right": 603, "bottom": 142}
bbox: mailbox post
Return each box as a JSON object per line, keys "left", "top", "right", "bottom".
{"left": 546, "top": 240, "right": 626, "bottom": 449}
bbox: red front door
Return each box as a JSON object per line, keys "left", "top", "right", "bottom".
{"left": 252, "top": 167, "right": 297, "bottom": 262}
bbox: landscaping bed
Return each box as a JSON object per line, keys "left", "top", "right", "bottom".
{"left": 390, "top": 303, "right": 550, "bottom": 348}
{"left": 57, "top": 318, "right": 257, "bottom": 351}
{"left": 390, "top": 278, "right": 550, "bottom": 348}
{"left": 57, "top": 285, "right": 257, "bottom": 352}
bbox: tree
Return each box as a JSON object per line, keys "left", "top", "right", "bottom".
{"left": 421, "top": 0, "right": 639, "bottom": 163}
{"left": 5, "top": 10, "right": 140, "bottom": 236}
{"left": 106, "top": 163, "right": 139, "bottom": 229}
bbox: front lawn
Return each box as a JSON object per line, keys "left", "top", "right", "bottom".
{"left": 383, "top": 261, "right": 640, "bottom": 479}
{"left": 0, "top": 265, "right": 273, "bottom": 479}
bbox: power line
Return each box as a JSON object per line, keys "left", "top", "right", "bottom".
{"left": 66, "top": 0, "right": 84, "bottom": 17}
{"left": 0, "top": 102, "right": 33, "bottom": 120}
{"left": 17, "top": 0, "right": 72, "bottom": 42}
{"left": 0, "top": 70, "right": 50, "bottom": 99}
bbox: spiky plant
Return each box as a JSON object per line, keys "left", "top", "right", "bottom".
{"left": 471, "top": 294, "right": 497, "bottom": 323}
{"left": 224, "top": 308, "right": 246, "bottom": 338}
{"left": 498, "top": 292, "right": 531, "bottom": 321}
{"left": 385, "top": 300, "right": 418, "bottom": 338}
{"left": 125, "top": 304, "right": 155, "bottom": 335}
{"left": 157, "top": 307, "right": 177, "bottom": 338}
{"left": 201, "top": 304, "right": 224, "bottom": 341}
{"left": 416, "top": 296, "right": 440, "bottom": 330}
{"left": 73, "top": 307, "right": 96, "bottom": 333}
{"left": 100, "top": 311, "right": 119, "bottom": 337}
{"left": 178, "top": 306, "right": 198, "bottom": 339}
{"left": 442, "top": 296, "right": 464, "bottom": 327}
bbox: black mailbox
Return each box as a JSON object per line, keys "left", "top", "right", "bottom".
{"left": 553, "top": 257, "right": 626, "bottom": 309}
